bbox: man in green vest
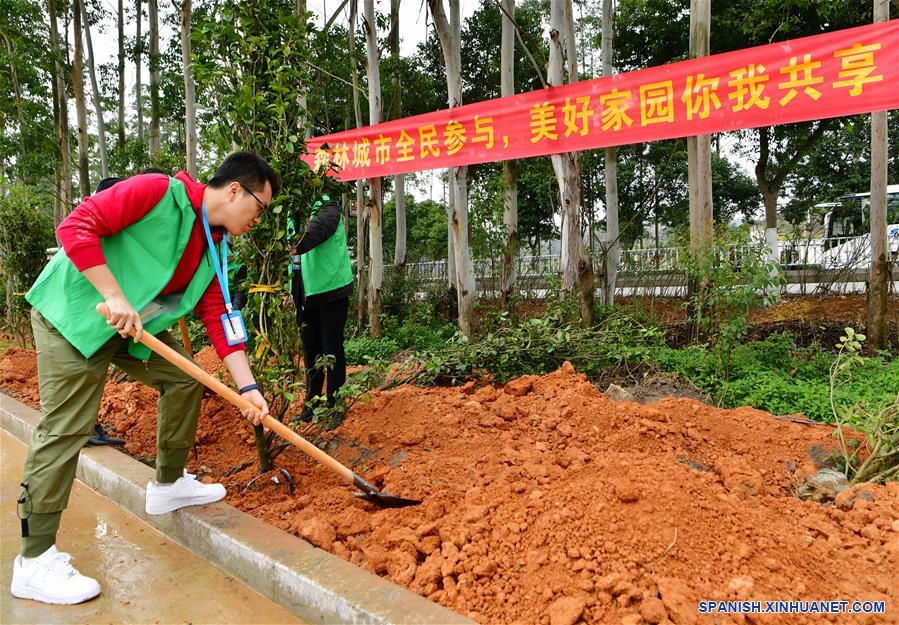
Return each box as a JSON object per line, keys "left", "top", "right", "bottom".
{"left": 290, "top": 196, "right": 353, "bottom": 431}
{"left": 11, "top": 152, "right": 278, "bottom": 605}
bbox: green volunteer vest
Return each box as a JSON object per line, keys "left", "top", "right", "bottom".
{"left": 300, "top": 208, "right": 353, "bottom": 297}
{"left": 26, "top": 177, "right": 219, "bottom": 361}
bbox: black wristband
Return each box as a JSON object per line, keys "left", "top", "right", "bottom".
{"left": 238, "top": 383, "right": 259, "bottom": 394}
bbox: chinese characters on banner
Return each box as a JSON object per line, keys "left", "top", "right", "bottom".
{"left": 302, "top": 21, "right": 899, "bottom": 182}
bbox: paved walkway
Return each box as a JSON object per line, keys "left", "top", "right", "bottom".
{"left": 1, "top": 429, "right": 304, "bottom": 625}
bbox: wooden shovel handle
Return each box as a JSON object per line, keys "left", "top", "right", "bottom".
{"left": 96, "top": 303, "right": 354, "bottom": 484}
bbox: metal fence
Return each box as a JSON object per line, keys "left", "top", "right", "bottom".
{"left": 397, "top": 236, "right": 896, "bottom": 297}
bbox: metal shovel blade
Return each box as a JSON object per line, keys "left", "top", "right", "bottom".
{"left": 353, "top": 474, "right": 421, "bottom": 508}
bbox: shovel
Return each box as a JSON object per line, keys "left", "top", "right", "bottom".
{"left": 96, "top": 303, "right": 421, "bottom": 508}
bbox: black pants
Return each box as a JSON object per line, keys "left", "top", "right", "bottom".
{"left": 300, "top": 297, "right": 349, "bottom": 407}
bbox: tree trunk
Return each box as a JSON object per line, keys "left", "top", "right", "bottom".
{"left": 48, "top": 0, "right": 72, "bottom": 225}
{"left": 179, "top": 0, "right": 197, "bottom": 177}
{"left": 293, "top": 0, "right": 310, "bottom": 138}
{"left": 82, "top": 1, "right": 109, "bottom": 178}
{"left": 389, "top": 0, "right": 406, "bottom": 270}
{"left": 135, "top": 0, "right": 144, "bottom": 142}
{"left": 601, "top": 0, "right": 618, "bottom": 306}
{"left": 348, "top": 0, "right": 367, "bottom": 333}
{"left": 148, "top": 0, "right": 160, "bottom": 157}
{"left": 2, "top": 34, "right": 26, "bottom": 159}
{"left": 687, "top": 0, "right": 713, "bottom": 259}
{"left": 447, "top": 180, "right": 457, "bottom": 289}
{"left": 867, "top": 0, "right": 889, "bottom": 353}
{"left": 500, "top": 0, "right": 519, "bottom": 307}
{"left": 428, "top": 0, "right": 475, "bottom": 337}
{"left": 755, "top": 126, "right": 781, "bottom": 283}
{"left": 549, "top": 0, "right": 593, "bottom": 326}
{"left": 117, "top": 0, "right": 126, "bottom": 149}
{"left": 72, "top": 0, "right": 91, "bottom": 197}
{"left": 363, "top": 0, "right": 383, "bottom": 337}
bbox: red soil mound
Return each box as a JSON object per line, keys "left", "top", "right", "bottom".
{"left": 2, "top": 347, "right": 897, "bottom": 625}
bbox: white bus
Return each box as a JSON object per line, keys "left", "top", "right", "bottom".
{"left": 818, "top": 184, "right": 899, "bottom": 269}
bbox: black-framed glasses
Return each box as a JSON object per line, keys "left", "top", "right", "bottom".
{"left": 240, "top": 183, "right": 269, "bottom": 215}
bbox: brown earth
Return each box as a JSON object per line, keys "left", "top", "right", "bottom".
{"left": 475, "top": 294, "right": 898, "bottom": 328}
{"left": 1, "top": 347, "right": 897, "bottom": 624}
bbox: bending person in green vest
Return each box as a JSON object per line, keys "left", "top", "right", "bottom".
{"left": 11, "top": 152, "right": 278, "bottom": 606}
{"left": 290, "top": 196, "right": 353, "bottom": 431}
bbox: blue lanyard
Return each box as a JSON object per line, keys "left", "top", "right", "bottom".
{"left": 200, "top": 201, "right": 232, "bottom": 312}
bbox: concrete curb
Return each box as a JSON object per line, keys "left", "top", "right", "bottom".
{"left": 1, "top": 392, "right": 475, "bottom": 625}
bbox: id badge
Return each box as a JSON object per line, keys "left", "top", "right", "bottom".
{"left": 221, "top": 310, "right": 248, "bottom": 346}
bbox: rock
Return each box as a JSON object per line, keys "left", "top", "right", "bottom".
{"left": 300, "top": 517, "right": 336, "bottom": 551}
{"left": 801, "top": 515, "right": 839, "bottom": 539}
{"left": 556, "top": 421, "right": 573, "bottom": 437}
{"left": 399, "top": 427, "right": 426, "bottom": 446}
{"left": 860, "top": 524, "right": 882, "bottom": 542}
{"left": 560, "top": 361, "right": 576, "bottom": 375}
{"left": 565, "top": 446, "right": 591, "bottom": 465}
{"left": 797, "top": 468, "right": 850, "bottom": 504}
{"left": 524, "top": 462, "right": 549, "bottom": 479}
{"left": 331, "top": 540, "right": 350, "bottom": 560}
{"left": 834, "top": 485, "right": 876, "bottom": 511}
{"left": 621, "top": 613, "right": 644, "bottom": 625}
{"left": 504, "top": 377, "right": 534, "bottom": 397}
{"left": 463, "top": 400, "right": 484, "bottom": 413}
{"left": 462, "top": 505, "right": 488, "bottom": 523}
{"left": 332, "top": 507, "right": 371, "bottom": 538}
{"left": 473, "top": 385, "right": 498, "bottom": 402}
{"left": 438, "top": 414, "right": 460, "bottom": 426}
{"left": 595, "top": 573, "right": 623, "bottom": 592}
{"left": 361, "top": 543, "right": 389, "bottom": 573}
{"left": 413, "top": 553, "right": 444, "bottom": 588}
{"left": 479, "top": 414, "right": 505, "bottom": 428}
{"left": 418, "top": 535, "right": 441, "bottom": 555}
{"left": 473, "top": 560, "right": 497, "bottom": 578}
{"left": 387, "top": 526, "right": 419, "bottom": 547}
{"left": 387, "top": 548, "right": 417, "bottom": 586}
{"left": 892, "top": 519, "right": 899, "bottom": 533}
{"left": 728, "top": 576, "right": 754, "bottom": 600}
{"left": 606, "top": 383, "right": 635, "bottom": 402}
{"left": 714, "top": 458, "right": 767, "bottom": 499}
{"left": 612, "top": 580, "right": 639, "bottom": 600}
{"left": 548, "top": 596, "right": 586, "bottom": 625}
{"left": 496, "top": 403, "right": 520, "bottom": 421}
{"left": 639, "top": 597, "right": 668, "bottom": 624}
{"left": 657, "top": 578, "right": 697, "bottom": 625}
{"left": 613, "top": 480, "right": 641, "bottom": 504}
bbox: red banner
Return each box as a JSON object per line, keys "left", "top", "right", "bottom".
{"left": 302, "top": 21, "right": 899, "bottom": 181}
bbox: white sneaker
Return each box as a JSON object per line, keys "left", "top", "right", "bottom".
{"left": 10, "top": 545, "right": 101, "bottom": 605}
{"left": 145, "top": 470, "right": 226, "bottom": 515}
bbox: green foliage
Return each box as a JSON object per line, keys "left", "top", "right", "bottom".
{"left": 345, "top": 303, "right": 456, "bottom": 365}
{"left": 652, "top": 332, "right": 899, "bottom": 422}
{"left": 830, "top": 328, "right": 899, "bottom": 484}
{"left": 345, "top": 334, "right": 400, "bottom": 364}
{"left": 303, "top": 356, "right": 389, "bottom": 429}
{"left": 414, "top": 309, "right": 664, "bottom": 385}
{"left": 0, "top": 185, "right": 55, "bottom": 345}
{"left": 678, "top": 226, "right": 782, "bottom": 376}
{"left": 0, "top": 0, "right": 57, "bottom": 185}
{"left": 381, "top": 195, "right": 449, "bottom": 262}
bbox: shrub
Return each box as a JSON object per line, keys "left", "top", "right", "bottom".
{"left": 0, "top": 185, "right": 55, "bottom": 346}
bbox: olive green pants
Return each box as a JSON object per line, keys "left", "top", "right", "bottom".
{"left": 18, "top": 308, "right": 204, "bottom": 556}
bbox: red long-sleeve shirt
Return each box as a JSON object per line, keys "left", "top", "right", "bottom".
{"left": 56, "top": 171, "right": 245, "bottom": 359}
